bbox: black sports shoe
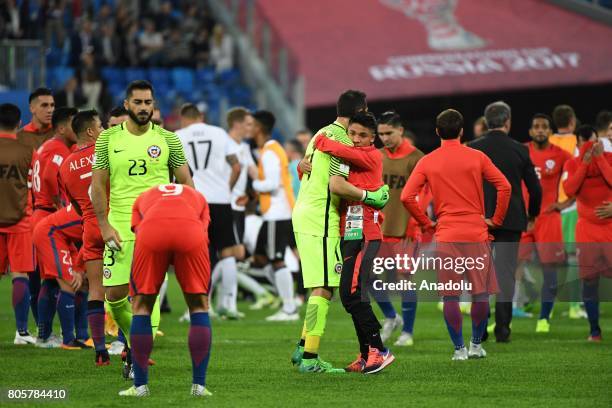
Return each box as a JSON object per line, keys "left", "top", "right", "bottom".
{"left": 122, "top": 347, "right": 132, "bottom": 380}
{"left": 96, "top": 349, "right": 111, "bottom": 366}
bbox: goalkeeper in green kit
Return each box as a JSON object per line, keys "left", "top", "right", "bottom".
{"left": 91, "top": 80, "right": 194, "bottom": 378}
{"left": 291, "top": 90, "right": 389, "bottom": 373}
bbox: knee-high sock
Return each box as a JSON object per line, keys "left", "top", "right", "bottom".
{"left": 75, "top": 291, "right": 89, "bottom": 340}
{"left": 443, "top": 296, "right": 464, "bottom": 349}
{"left": 57, "top": 291, "right": 76, "bottom": 344}
{"left": 117, "top": 329, "right": 127, "bottom": 345}
{"left": 130, "top": 315, "right": 153, "bottom": 387}
{"left": 470, "top": 298, "right": 489, "bottom": 344}
{"left": 237, "top": 272, "right": 267, "bottom": 297}
{"left": 274, "top": 267, "right": 295, "bottom": 314}
{"left": 219, "top": 257, "right": 238, "bottom": 313}
{"left": 12, "top": 277, "right": 31, "bottom": 333}
{"left": 87, "top": 300, "right": 106, "bottom": 351}
{"left": 401, "top": 290, "right": 417, "bottom": 333}
{"left": 303, "top": 296, "right": 330, "bottom": 359}
{"left": 37, "top": 279, "right": 58, "bottom": 339}
{"left": 29, "top": 268, "right": 41, "bottom": 325}
{"left": 159, "top": 279, "right": 169, "bottom": 304}
{"left": 211, "top": 261, "right": 223, "bottom": 310}
{"left": 583, "top": 279, "right": 600, "bottom": 336}
{"left": 540, "top": 265, "right": 557, "bottom": 320}
{"left": 189, "top": 312, "right": 212, "bottom": 386}
{"left": 151, "top": 295, "right": 161, "bottom": 339}
{"left": 106, "top": 296, "right": 132, "bottom": 347}
{"left": 376, "top": 300, "right": 397, "bottom": 319}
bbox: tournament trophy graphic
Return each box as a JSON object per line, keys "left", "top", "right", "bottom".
{"left": 381, "top": 0, "right": 487, "bottom": 51}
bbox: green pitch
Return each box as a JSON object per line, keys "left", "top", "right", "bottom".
{"left": 0, "top": 277, "right": 610, "bottom": 407}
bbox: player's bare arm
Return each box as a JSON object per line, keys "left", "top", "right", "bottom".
{"left": 91, "top": 168, "right": 122, "bottom": 250}
{"left": 173, "top": 163, "right": 195, "bottom": 188}
{"left": 226, "top": 154, "right": 240, "bottom": 189}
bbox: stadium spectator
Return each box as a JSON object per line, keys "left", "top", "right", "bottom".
{"left": 285, "top": 139, "right": 304, "bottom": 199}
{"left": 54, "top": 77, "right": 87, "bottom": 109}
{"left": 0, "top": 0, "right": 22, "bottom": 39}
{"left": 210, "top": 24, "right": 233, "bottom": 72}
{"left": 595, "top": 110, "right": 612, "bottom": 140}
{"left": 44, "top": 0, "right": 67, "bottom": 48}
{"left": 80, "top": 52, "right": 104, "bottom": 111}
{"left": 473, "top": 116, "right": 487, "bottom": 140}
{"left": 295, "top": 129, "right": 312, "bottom": 151}
{"left": 69, "top": 19, "right": 95, "bottom": 67}
{"left": 469, "top": 101, "right": 541, "bottom": 343}
{"left": 139, "top": 19, "right": 165, "bottom": 66}
{"left": 93, "top": 22, "right": 121, "bottom": 66}
{"left": 192, "top": 27, "right": 211, "bottom": 68}
{"left": 164, "top": 28, "right": 192, "bottom": 67}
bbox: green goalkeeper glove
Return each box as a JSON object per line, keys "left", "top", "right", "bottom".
{"left": 363, "top": 185, "right": 390, "bottom": 209}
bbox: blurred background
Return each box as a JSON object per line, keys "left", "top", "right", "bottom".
{"left": 0, "top": 0, "right": 610, "bottom": 152}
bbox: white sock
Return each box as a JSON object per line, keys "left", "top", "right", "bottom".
{"left": 159, "top": 277, "right": 169, "bottom": 302}
{"left": 211, "top": 261, "right": 224, "bottom": 311}
{"left": 237, "top": 272, "right": 267, "bottom": 297}
{"left": 274, "top": 267, "right": 295, "bottom": 313}
{"left": 220, "top": 257, "right": 238, "bottom": 313}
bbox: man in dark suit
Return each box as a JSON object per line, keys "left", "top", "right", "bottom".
{"left": 469, "top": 101, "right": 542, "bottom": 342}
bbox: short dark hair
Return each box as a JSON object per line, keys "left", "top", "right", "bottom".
{"left": 0, "top": 103, "right": 21, "bottom": 130}
{"left": 337, "top": 90, "right": 367, "bottom": 118}
{"left": 227, "top": 107, "right": 250, "bottom": 129}
{"left": 126, "top": 80, "right": 154, "bottom": 99}
{"left": 286, "top": 139, "right": 304, "bottom": 156}
{"left": 253, "top": 110, "right": 276, "bottom": 135}
{"left": 595, "top": 110, "right": 612, "bottom": 132}
{"left": 52, "top": 107, "right": 78, "bottom": 129}
{"left": 349, "top": 111, "right": 378, "bottom": 136}
{"left": 436, "top": 109, "right": 464, "bottom": 139}
{"left": 575, "top": 124, "right": 597, "bottom": 143}
{"left": 484, "top": 101, "right": 511, "bottom": 129}
{"left": 378, "top": 110, "right": 403, "bottom": 128}
{"left": 552, "top": 104, "right": 575, "bottom": 129}
{"left": 180, "top": 103, "right": 201, "bottom": 119}
{"left": 29, "top": 87, "right": 53, "bottom": 104}
{"left": 108, "top": 106, "right": 128, "bottom": 118}
{"left": 531, "top": 113, "right": 552, "bottom": 128}
{"left": 71, "top": 110, "right": 99, "bottom": 136}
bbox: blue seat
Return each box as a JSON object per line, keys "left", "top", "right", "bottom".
{"left": 172, "top": 67, "right": 195, "bottom": 94}
{"left": 218, "top": 68, "right": 240, "bottom": 85}
{"left": 148, "top": 68, "right": 170, "bottom": 87}
{"left": 48, "top": 67, "right": 75, "bottom": 89}
{"left": 195, "top": 67, "right": 216, "bottom": 84}
{"left": 101, "top": 67, "right": 124, "bottom": 86}
{"left": 125, "top": 68, "right": 148, "bottom": 83}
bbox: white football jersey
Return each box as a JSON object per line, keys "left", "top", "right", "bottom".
{"left": 231, "top": 140, "right": 255, "bottom": 211}
{"left": 176, "top": 122, "right": 239, "bottom": 204}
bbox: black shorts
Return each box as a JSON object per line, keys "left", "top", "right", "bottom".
{"left": 232, "top": 210, "right": 245, "bottom": 244}
{"left": 208, "top": 204, "right": 237, "bottom": 253}
{"left": 255, "top": 219, "right": 295, "bottom": 262}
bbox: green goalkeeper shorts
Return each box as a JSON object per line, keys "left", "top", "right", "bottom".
{"left": 561, "top": 208, "right": 578, "bottom": 253}
{"left": 102, "top": 240, "right": 134, "bottom": 287}
{"left": 294, "top": 233, "right": 342, "bottom": 289}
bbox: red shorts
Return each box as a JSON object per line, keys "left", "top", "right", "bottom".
{"left": 519, "top": 212, "right": 565, "bottom": 264}
{"left": 435, "top": 242, "right": 497, "bottom": 297}
{"left": 575, "top": 218, "right": 612, "bottom": 280}
{"left": 130, "top": 220, "right": 210, "bottom": 296}
{"left": 32, "top": 211, "right": 83, "bottom": 282}
{"left": 0, "top": 231, "right": 34, "bottom": 273}
{"left": 31, "top": 208, "right": 54, "bottom": 229}
{"left": 82, "top": 218, "right": 104, "bottom": 262}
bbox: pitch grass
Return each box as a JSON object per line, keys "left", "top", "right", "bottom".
{"left": 0, "top": 277, "right": 610, "bottom": 408}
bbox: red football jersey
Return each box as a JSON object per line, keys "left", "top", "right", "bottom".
{"left": 59, "top": 144, "right": 96, "bottom": 221}
{"left": 33, "top": 137, "right": 71, "bottom": 209}
{"left": 131, "top": 184, "right": 210, "bottom": 232}
{"left": 526, "top": 143, "right": 571, "bottom": 209}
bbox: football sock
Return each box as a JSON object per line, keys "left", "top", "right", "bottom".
{"left": 376, "top": 300, "right": 397, "bottom": 319}
{"left": 29, "top": 268, "right": 41, "bottom": 325}
{"left": 106, "top": 295, "right": 132, "bottom": 347}
{"left": 87, "top": 300, "right": 106, "bottom": 351}
{"left": 130, "top": 315, "right": 153, "bottom": 387}
{"left": 37, "top": 279, "right": 58, "bottom": 340}
{"left": 189, "top": 312, "right": 212, "bottom": 386}
{"left": 75, "top": 291, "right": 89, "bottom": 340}
{"left": 443, "top": 296, "right": 464, "bottom": 349}
{"left": 298, "top": 322, "right": 307, "bottom": 346}
{"left": 117, "top": 329, "right": 127, "bottom": 345}
{"left": 151, "top": 295, "right": 161, "bottom": 339}
{"left": 57, "top": 291, "right": 76, "bottom": 344}
{"left": 583, "top": 279, "right": 600, "bottom": 336}
{"left": 540, "top": 266, "right": 557, "bottom": 320}
{"left": 401, "top": 290, "right": 417, "bottom": 333}
{"left": 159, "top": 279, "right": 169, "bottom": 304}
{"left": 12, "top": 277, "right": 31, "bottom": 333}
{"left": 302, "top": 296, "right": 329, "bottom": 359}
{"left": 237, "top": 272, "right": 266, "bottom": 296}
{"left": 470, "top": 297, "right": 489, "bottom": 345}
{"left": 274, "top": 267, "right": 295, "bottom": 313}
{"left": 219, "top": 257, "right": 238, "bottom": 313}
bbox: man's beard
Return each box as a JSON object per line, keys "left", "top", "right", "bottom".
{"left": 534, "top": 137, "right": 548, "bottom": 147}
{"left": 128, "top": 108, "right": 153, "bottom": 126}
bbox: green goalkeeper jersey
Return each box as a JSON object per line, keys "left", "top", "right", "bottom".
{"left": 92, "top": 121, "right": 187, "bottom": 240}
{"left": 292, "top": 121, "right": 352, "bottom": 238}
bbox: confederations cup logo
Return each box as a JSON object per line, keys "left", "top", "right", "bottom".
{"left": 103, "top": 268, "right": 112, "bottom": 279}
{"left": 147, "top": 145, "right": 161, "bottom": 159}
